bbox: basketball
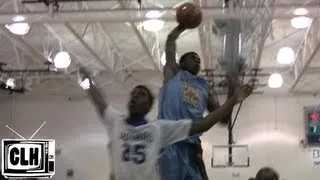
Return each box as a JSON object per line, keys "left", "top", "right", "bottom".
{"left": 176, "top": 3, "right": 202, "bottom": 29}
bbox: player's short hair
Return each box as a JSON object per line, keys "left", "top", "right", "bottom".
{"left": 179, "top": 52, "right": 199, "bottom": 64}
{"left": 255, "top": 167, "right": 279, "bottom": 180}
{"left": 133, "top": 85, "right": 154, "bottom": 105}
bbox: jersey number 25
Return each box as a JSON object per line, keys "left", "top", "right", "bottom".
{"left": 122, "top": 143, "right": 146, "bottom": 164}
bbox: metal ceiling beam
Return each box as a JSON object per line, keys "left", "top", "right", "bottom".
{"left": 64, "top": 23, "right": 111, "bottom": 71}
{"left": 6, "top": 66, "right": 320, "bottom": 79}
{"left": 116, "top": 0, "right": 160, "bottom": 72}
{"left": 0, "top": 27, "right": 45, "bottom": 65}
{"left": 81, "top": 2, "right": 132, "bottom": 73}
{"left": 264, "top": 29, "right": 303, "bottom": 49}
{"left": 0, "top": 25, "right": 82, "bottom": 91}
{"left": 290, "top": 19, "right": 320, "bottom": 92}
{"left": 25, "top": 4, "right": 111, "bottom": 72}
{"left": 2, "top": 4, "right": 320, "bottom": 24}
{"left": 0, "top": 0, "right": 13, "bottom": 11}
{"left": 43, "top": 24, "right": 97, "bottom": 68}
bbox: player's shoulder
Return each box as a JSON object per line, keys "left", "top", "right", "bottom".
{"left": 197, "top": 75, "right": 210, "bottom": 89}
{"left": 148, "top": 120, "right": 167, "bottom": 129}
{"left": 104, "top": 105, "right": 125, "bottom": 121}
{"left": 197, "top": 75, "right": 208, "bottom": 83}
{"left": 152, "top": 119, "right": 180, "bottom": 126}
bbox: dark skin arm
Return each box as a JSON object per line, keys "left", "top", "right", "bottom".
{"left": 207, "top": 75, "right": 240, "bottom": 124}
{"left": 221, "top": 74, "right": 241, "bottom": 124}
{"left": 189, "top": 84, "right": 253, "bottom": 136}
{"left": 163, "top": 25, "right": 186, "bottom": 81}
{"left": 207, "top": 90, "right": 221, "bottom": 112}
{"left": 79, "top": 67, "right": 114, "bottom": 179}
{"left": 198, "top": 89, "right": 219, "bottom": 179}
{"left": 207, "top": 85, "right": 232, "bottom": 127}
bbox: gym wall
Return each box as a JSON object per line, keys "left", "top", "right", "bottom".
{"left": 0, "top": 94, "right": 319, "bottom": 180}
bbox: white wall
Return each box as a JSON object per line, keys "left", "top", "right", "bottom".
{"left": 1, "top": 94, "right": 320, "bottom": 180}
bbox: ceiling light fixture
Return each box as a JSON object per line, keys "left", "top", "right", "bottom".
{"left": 6, "top": 78, "right": 15, "bottom": 88}
{"left": 291, "top": 17, "right": 312, "bottom": 29}
{"left": 5, "top": 15, "right": 31, "bottom": 35}
{"left": 294, "top": 8, "right": 308, "bottom": 16}
{"left": 268, "top": 73, "right": 283, "bottom": 88}
{"left": 277, "top": 47, "right": 294, "bottom": 65}
{"left": 161, "top": 52, "right": 179, "bottom": 66}
{"left": 79, "top": 78, "right": 90, "bottom": 90}
{"left": 143, "top": 10, "right": 164, "bottom": 32}
{"left": 54, "top": 51, "right": 71, "bottom": 69}
{"left": 145, "top": 10, "right": 163, "bottom": 18}
{"left": 291, "top": 8, "right": 312, "bottom": 29}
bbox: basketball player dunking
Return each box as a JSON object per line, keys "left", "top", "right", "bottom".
{"left": 157, "top": 3, "right": 236, "bottom": 179}
{"left": 158, "top": 24, "right": 223, "bottom": 180}
{"left": 79, "top": 67, "right": 252, "bottom": 180}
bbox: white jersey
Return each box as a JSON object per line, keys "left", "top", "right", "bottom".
{"left": 102, "top": 105, "right": 192, "bottom": 180}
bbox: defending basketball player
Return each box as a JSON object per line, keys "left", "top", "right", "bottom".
{"left": 79, "top": 67, "right": 253, "bottom": 180}
{"left": 158, "top": 3, "right": 224, "bottom": 180}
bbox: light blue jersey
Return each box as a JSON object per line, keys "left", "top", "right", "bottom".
{"left": 158, "top": 71, "right": 209, "bottom": 180}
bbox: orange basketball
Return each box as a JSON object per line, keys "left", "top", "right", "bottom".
{"left": 176, "top": 3, "right": 202, "bottom": 29}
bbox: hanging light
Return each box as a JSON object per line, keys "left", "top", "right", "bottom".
{"left": 145, "top": 10, "right": 163, "bottom": 18}
{"left": 291, "top": 17, "right": 312, "bottom": 29}
{"left": 294, "top": 8, "right": 308, "bottom": 16}
{"left": 161, "top": 52, "right": 179, "bottom": 66}
{"left": 143, "top": 10, "right": 164, "bottom": 32}
{"left": 5, "top": 16, "right": 30, "bottom": 35}
{"left": 291, "top": 8, "right": 312, "bottom": 29}
{"left": 54, "top": 51, "right": 71, "bottom": 69}
{"left": 6, "top": 78, "right": 15, "bottom": 88}
{"left": 277, "top": 47, "right": 294, "bottom": 64}
{"left": 143, "top": 20, "right": 165, "bottom": 32}
{"left": 79, "top": 78, "right": 90, "bottom": 90}
{"left": 268, "top": 73, "right": 283, "bottom": 88}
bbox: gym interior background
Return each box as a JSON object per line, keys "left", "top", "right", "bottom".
{"left": 0, "top": 0, "right": 320, "bottom": 180}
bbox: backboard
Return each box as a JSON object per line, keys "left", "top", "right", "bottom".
{"left": 212, "top": 144, "right": 250, "bottom": 168}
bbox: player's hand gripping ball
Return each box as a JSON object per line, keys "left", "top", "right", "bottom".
{"left": 176, "top": 3, "right": 202, "bottom": 29}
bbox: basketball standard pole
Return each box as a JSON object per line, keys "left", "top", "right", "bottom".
{"left": 221, "top": 0, "right": 242, "bottom": 167}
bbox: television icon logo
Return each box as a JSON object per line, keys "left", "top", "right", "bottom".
{"left": 1, "top": 139, "right": 55, "bottom": 178}
{"left": 1, "top": 122, "right": 55, "bottom": 178}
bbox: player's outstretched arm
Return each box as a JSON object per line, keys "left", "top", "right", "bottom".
{"left": 207, "top": 90, "right": 220, "bottom": 112}
{"left": 189, "top": 84, "right": 253, "bottom": 135}
{"left": 79, "top": 67, "right": 108, "bottom": 118}
{"left": 207, "top": 77, "right": 239, "bottom": 124}
{"left": 163, "top": 25, "right": 186, "bottom": 81}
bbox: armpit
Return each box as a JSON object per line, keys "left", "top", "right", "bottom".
{"left": 163, "top": 63, "right": 179, "bottom": 81}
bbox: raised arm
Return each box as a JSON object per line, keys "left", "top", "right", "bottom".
{"left": 79, "top": 67, "right": 115, "bottom": 179}
{"left": 207, "top": 76, "right": 241, "bottom": 125}
{"left": 79, "top": 67, "right": 108, "bottom": 118}
{"left": 163, "top": 25, "right": 186, "bottom": 81}
{"left": 207, "top": 90, "right": 220, "bottom": 112}
{"left": 207, "top": 89, "right": 234, "bottom": 126}
{"left": 189, "top": 84, "right": 253, "bottom": 135}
